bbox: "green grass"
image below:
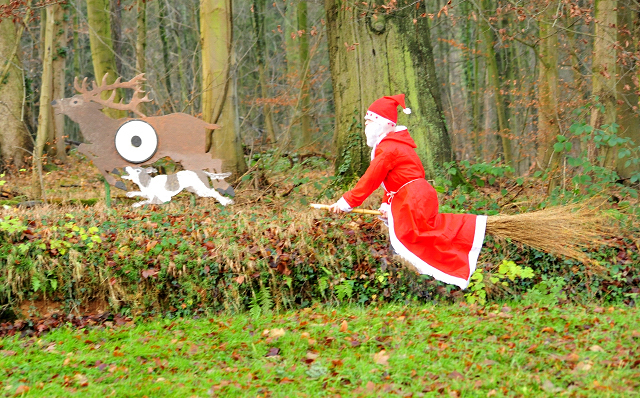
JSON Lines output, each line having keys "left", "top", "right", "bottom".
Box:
{"left": 1, "top": 302, "right": 638, "bottom": 397}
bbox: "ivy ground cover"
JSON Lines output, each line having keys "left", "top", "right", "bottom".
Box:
{"left": 1, "top": 302, "right": 638, "bottom": 397}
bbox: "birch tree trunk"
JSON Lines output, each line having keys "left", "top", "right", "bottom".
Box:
{"left": 589, "top": 0, "right": 617, "bottom": 166}
{"left": 85, "top": 0, "right": 125, "bottom": 119}
{"left": 252, "top": 0, "right": 277, "bottom": 143}
{"left": 0, "top": 3, "right": 31, "bottom": 169}
{"left": 51, "top": 3, "right": 68, "bottom": 162}
{"left": 32, "top": 5, "right": 55, "bottom": 199}
{"left": 201, "top": 0, "right": 247, "bottom": 176}
{"left": 325, "top": 0, "right": 452, "bottom": 180}
{"left": 537, "top": 2, "right": 561, "bottom": 185}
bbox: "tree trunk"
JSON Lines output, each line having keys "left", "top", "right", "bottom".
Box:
{"left": 74, "top": 0, "right": 81, "bottom": 78}
{"left": 85, "top": 0, "right": 125, "bottom": 119}
{"left": 110, "top": 0, "right": 123, "bottom": 76}
{"left": 172, "top": 5, "right": 189, "bottom": 110}
{"left": 297, "top": 0, "right": 312, "bottom": 149}
{"left": 0, "top": 4, "right": 31, "bottom": 169}
{"left": 461, "top": 2, "right": 482, "bottom": 160}
{"left": 537, "top": 2, "right": 561, "bottom": 186}
{"left": 136, "top": 0, "right": 147, "bottom": 115}
{"left": 325, "top": 0, "right": 452, "bottom": 181}
{"left": 201, "top": 0, "right": 247, "bottom": 176}
{"left": 159, "top": 0, "right": 173, "bottom": 110}
{"left": 615, "top": 1, "right": 639, "bottom": 178}
{"left": 252, "top": 0, "right": 277, "bottom": 143}
{"left": 479, "top": 0, "right": 512, "bottom": 165}
{"left": 284, "top": 1, "right": 300, "bottom": 146}
{"left": 589, "top": 0, "right": 617, "bottom": 166}
{"left": 51, "top": 3, "right": 68, "bottom": 162}
{"left": 32, "top": 5, "right": 55, "bottom": 199}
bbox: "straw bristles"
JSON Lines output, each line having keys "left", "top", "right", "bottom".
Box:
{"left": 486, "top": 202, "right": 612, "bottom": 265}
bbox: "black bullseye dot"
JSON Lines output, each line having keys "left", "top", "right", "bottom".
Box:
{"left": 131, "top": 135, "right": 142, "bottom": 147}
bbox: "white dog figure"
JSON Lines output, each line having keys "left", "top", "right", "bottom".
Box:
{"left": 121, "top": 166, "right": 234, "bottom": 208}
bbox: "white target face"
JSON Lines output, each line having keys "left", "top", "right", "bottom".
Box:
{"left": 114, "top": 120, "right": 158, "bottom": 163}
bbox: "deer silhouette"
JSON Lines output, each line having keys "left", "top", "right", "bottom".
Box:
{"left": 52, "top": 73, "right": 231, "bottom": 194}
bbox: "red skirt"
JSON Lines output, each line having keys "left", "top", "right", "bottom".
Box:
{"left": 386, "top": 179, "right": 486, "bottom": 289}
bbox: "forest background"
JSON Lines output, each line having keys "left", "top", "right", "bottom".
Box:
{"left": 0, "top": 0, "right": 638, "bottom": 185}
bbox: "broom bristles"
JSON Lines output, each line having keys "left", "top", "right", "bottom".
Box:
{"left": 485, "top": 202, "right": 612, "bottom": 265}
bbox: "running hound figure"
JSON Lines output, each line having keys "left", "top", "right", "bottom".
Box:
{"left": 121, "top": 166, "right": 233, "bottom": 208}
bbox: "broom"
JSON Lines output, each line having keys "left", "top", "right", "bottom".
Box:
{"left": 310, "top": 202, "right": 611, "bottom": 265}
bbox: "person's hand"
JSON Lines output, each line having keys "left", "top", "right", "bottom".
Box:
{"left": 378, "top": 203, "right": 390, "bottom": 225}
{"left": 328, "top": 203, "right": 344, "bottom": 214}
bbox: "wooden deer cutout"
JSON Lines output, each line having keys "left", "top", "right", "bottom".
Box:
{"left": 51, "top": 73, "right": 232, "bottom": 195}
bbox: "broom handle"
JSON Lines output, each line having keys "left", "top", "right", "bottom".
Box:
{"left": 310, "top": 203, "right": 383, "bottom": 215}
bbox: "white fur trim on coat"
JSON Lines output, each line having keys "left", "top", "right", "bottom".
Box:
{"left": 336, "top": 197, "right": 353, "bottom": 212}
{"left": 387, "top": 208, "right": 487, "bottom": 290}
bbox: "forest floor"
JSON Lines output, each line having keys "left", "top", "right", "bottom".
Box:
{"left": 1, "top": 302, "right": 638, "bottom": 397}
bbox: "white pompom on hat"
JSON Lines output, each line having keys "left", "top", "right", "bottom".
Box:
{"left": 364, "top": 94, "right": 411, "bottom": 126}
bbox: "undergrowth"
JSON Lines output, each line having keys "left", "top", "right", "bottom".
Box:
{"left": 0, "top": 153, "right": 638, "bottom": 321}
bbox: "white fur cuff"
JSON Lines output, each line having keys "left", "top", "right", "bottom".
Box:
{"left": 336, "top": 197, "right": 353, "bottom": 212}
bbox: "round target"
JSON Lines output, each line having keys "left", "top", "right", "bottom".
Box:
{"left": 114, "top": 120, "right": 158, "bottom": 163}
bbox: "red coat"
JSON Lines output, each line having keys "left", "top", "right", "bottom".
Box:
{"left": 342, "top": 129, "right": 486, "bottom": 289}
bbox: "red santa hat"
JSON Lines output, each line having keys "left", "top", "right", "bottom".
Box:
{"left": 365, "top": 94, "right": 411, "bottom": 126}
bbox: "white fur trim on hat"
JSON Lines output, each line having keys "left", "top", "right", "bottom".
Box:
{"left": 365, "top": 111, "right": 396, "bottom": 127}
{"left": 403, "top": 108, "right": 411, "bottom": 114}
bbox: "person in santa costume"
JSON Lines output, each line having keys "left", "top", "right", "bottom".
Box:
{"left": 328, "top": 94, "right": 487, "bottom": 289}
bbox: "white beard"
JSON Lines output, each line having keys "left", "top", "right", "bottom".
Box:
{"left": 365, "top": 123, "right": 394, "bottom": 148}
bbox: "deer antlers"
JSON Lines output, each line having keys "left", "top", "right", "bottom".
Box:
{"left": 74, "top": 73, "right": 152, "bottom": 118}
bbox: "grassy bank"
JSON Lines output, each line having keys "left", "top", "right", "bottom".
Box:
{"left": 1, "top": 154, "right": 639, "bottom": 319}
{"left": 1, "top": 302, "right": 638, "bottom": 397}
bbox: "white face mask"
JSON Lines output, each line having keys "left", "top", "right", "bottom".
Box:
{"left": 365, "top": 122, "right": 384, "bottom": 148}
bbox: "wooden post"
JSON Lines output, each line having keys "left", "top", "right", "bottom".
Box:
{"left": 104, "top": 179, "right": 111, "bottom": 208}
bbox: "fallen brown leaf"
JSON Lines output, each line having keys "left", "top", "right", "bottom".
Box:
{"left": 575, "top": 361, "right": 593, "bottom": 371}
{"left": 14, "top": 385, "right": 30, "bottom": 395}
{"left": 266, "top": 347, "right": 280, "bottom": 357}
{"left": 270, "top": 328, "right": 285, "bottom": 339}
{"left": 564, "top": 353, "right": 580, "bottom": 362}
{"left": 448, "top": 370, "right": 464, "bottom": 380}
{"left": 306, "top": 350, "right": 319, "bottom": 361}
{"left": 373, "top": 349, "right": 389, "bottom": 366}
